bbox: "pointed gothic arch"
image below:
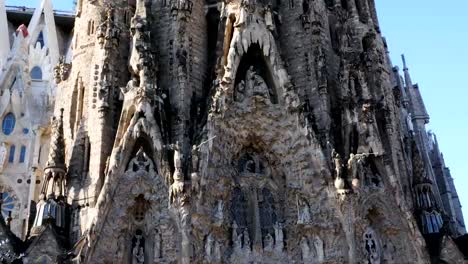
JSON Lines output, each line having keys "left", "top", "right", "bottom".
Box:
{"left": 88, "top": 134, "right": 178, "bottom": 263}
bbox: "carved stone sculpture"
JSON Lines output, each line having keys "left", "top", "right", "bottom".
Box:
{"left": 132, "top": 231, "right": 145, "bottom": 264}
{"left": 274, "top": 223, "right": 284, "bottom": 252}
{"left": 263, "top": 233, "right": 274, "bottom": 251}
{"left": 364, "top": 228, "right": 381, "bottom": 264}
{"left": 127, "top": 147, "right": 154, "bottom": 173}
{"left": 297, "top": 195, "right": 311, "bottom": 224}
{"left": 153, "top": 229, "right": 161, "bottom": 260}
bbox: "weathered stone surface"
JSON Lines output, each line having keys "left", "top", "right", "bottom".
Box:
{"left": 0, "top": 0, "right": 466, "bottom": 263}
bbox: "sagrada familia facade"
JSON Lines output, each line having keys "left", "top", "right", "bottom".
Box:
{"left": 0, "top": 0, "right": 466, "bottom": 263}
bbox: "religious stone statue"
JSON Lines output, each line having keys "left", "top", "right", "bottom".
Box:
{"left": 264, "top": 5, "right": 275, "bottom": 31}
{"left": 59, "top": 61, "right": 71, "bottom": 82}
{"left": 301, "top": 236, "right": 311, "bottom": 261}
{"left": 364, "top": 228, "right": 381, "bottom": 264}
{"left": 312, "top": 235, "right": 324, "bottom": 262}
{"left": 274, "top": 223, "right": 284, "bottom": 252}
{"left": 169, "top": 143, "right": 185, "bottom": 204}
{"left": 214, "top": 240, "right": 221, "bottom": 261}
{"left": 347, "top": 153, "right": 368, "bottom": 189}
{"left": 235, "top": 0, "right": 250, "bottom": 27}
{"left": 127, "top": 147, "right": 154, "bottom": 173}
{"left": 232, "top": 222, "right": 242, "bottom": 251}
{"left": 214, "top": 200, "right": 224, "bottom": 224}
{"left": 236, "top": 80, "right": 246, "bottom": 102}
{"left": 406, "top": 113, "right": 414, "bottom": 134}
{"left": 331, "top": 149, "right": 343, "bottom": 179}
{"left": 0, "top": 142, "right": 7, "bottom": 172}
{"left": 243, "top": 228, "right": 251, "bottom": 250}
{"left": 242, "top": 66, "right": 270, "bottom": 101}
{"left": 205, "top": 234, "right": 214, "bottom": 258}
{"left": 297, "top": 195, "right": 311, "bottom": 224}
{"left": 132, "top": 232, "right": 145, "bottom": 264}
{"left": 115, "top": 232, "right": 126, "bottom": 261}
{"left": 153, "top": 229, "right": 161, "bottom": 260}
{"left": 53, "top": 64, "right": 61, "bottom": 84}
{"left": 253, "top": 73, "right": 270, "bottom": 99}
{"left": 263, "top": 233, "right": 274, "bottom": 251}
{"left": 358, "top": 103, "right": 383, "bottom": 155}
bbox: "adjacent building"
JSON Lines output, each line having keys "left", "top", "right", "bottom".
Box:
{"left": 0, "top": 0, "right": 73, "bottom": 241}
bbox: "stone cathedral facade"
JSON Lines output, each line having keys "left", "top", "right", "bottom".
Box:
{"left": 0, "top": 0, "right": 467, "bottom": 263}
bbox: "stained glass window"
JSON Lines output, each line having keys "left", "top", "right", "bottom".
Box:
{"left": 0, "top": 192, "right": 15, "bottom": 220}
{"left": 37, "top": 31, "right": 44, "bottom": 48}
{"left": 2, "top": 113, "right": 15, "bottom": 135}
{"left": 8, "top": 145, "right": 15, "bottom": 163}
{"left": 30, "top": 66, "right": 43, "bottom": 80}
{"left": 19, "top": 146, "right": 26, "bottom": 163}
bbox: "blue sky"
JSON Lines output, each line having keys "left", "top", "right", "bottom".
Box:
{"left": 375, "top": 0, "right": 468, "bottom": 223}
{"left": 6, "top": 0, "right": 467, "bottom": 225}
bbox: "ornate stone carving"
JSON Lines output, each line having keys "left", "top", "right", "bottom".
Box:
{"left": 214, "top": 200, "right": 224, "bottom": 225}
{"left": 235, "top": 66, "right": 271, "bottom": 103}
{"left": 53, "top": 57, "right": 71, "bottom": 84}
{"left": 129, "top": 2, "right": 155, "bottom": 92}
{"left": 301, "top": 235, "right": 324, "bottom": 262}
{"left": 297, "top": 195, "right": 311, "bottom": 224}
{"left": 96, "top": 8, "right": 121, "bottom": 51}
{"left": 347, "top": 153, "right": 367, "bottom": 189}
{"left": 358, "top": 103, "right": 384, "bottom": 155}
{"left": 263, "top": 233, "right": 274, "bottom": 251}
{"left": 274, "top": 223, "right": 284, "bottom": 252}
{"left": 153, "top": 229, "right": 161, "bottom": 260}
{"left": 264, "top": 5, "right": 275, "bottom": 32}
{"left": 170, "top": 0, "right": 193, "bottom": 19}
{"left": 127, "top": 147, "right": 154, "bottom": 173}
{"left": 132, "top": 230, "right": 145, "bottom": 264}
{"left": 363, "top": 228, "right": 381, "bottom": 264}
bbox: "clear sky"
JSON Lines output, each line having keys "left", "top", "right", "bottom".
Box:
{"left": 6, "top": 0, "right": 467, "bottom": 225}
{"left": 375, "top": 0, "right": 468, "bottom": 224}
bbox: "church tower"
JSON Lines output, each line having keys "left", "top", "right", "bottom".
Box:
{"left": 43, "top": 0, "right": 466, "bottom": 263}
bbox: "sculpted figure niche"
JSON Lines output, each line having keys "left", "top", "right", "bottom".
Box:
{"left": 127, "top": 147, "right": 154, "bottom": 173}
{"left": 235, "top": 66, "right": 272, "bottom": 103}
{"left": 297, "top": 195, "right": 312, "bottom": 224}
{"left": 132, "top": 229, "right": 145, "bottom": 264}
{"left": 363, "top": 227, "right": 381, "bottom": 264}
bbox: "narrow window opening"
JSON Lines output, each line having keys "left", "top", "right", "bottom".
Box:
{"left": 83, "top": 137, "right": 91, "bottom": 182}
{"left": 19, "top": 146, "right": 26, "bottom": 163}
{"left": 36, "top": 31, "right": 44, "bottom": 48}
{"left": 8, "top": 145, "right": 15, "bottom": 163}
{"left": 38, "top": 145, "right": 42, "bottom": 163}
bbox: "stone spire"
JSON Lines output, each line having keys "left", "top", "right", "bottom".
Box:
{"left": 402, "top": 54, "right": 429, "bottom": 124}
{"left": 45, "top": 108, "right": 65, "bottom": 171}
{"left": 411, "top": 141, "right": 443, "bottom": 236}
{"left": 31, "top": 109, "right": 68, "bottom": 235}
